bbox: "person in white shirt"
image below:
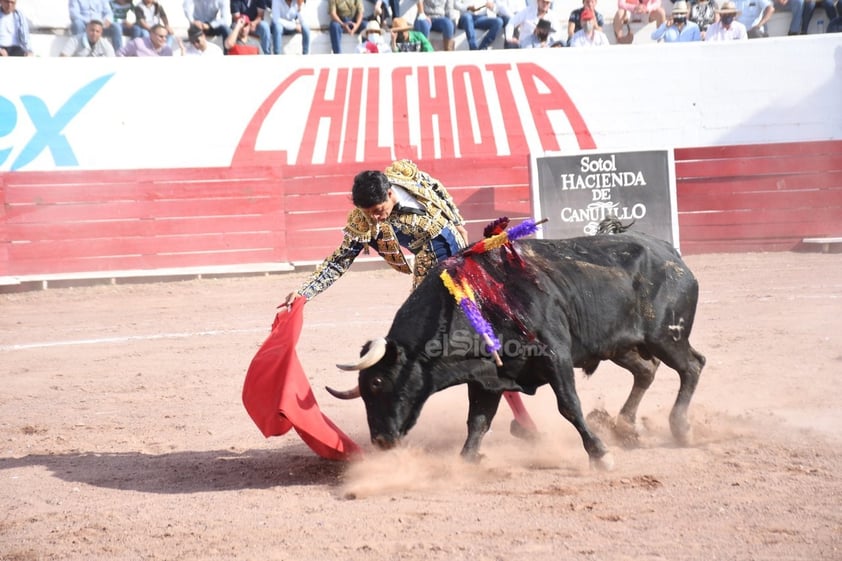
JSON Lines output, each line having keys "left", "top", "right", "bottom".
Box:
{"left": 60, "top": 19, "right": 116, "bottom": 56}
{"left": 272, "top": 0, "right": 310, "bottom": 54}
{"left": 704, "top": 0, "right": 748, "bottom": 40}
{"left": 569, "top": 7, "right": 609, "bottom": 45}
{"left": 183, "top": 23, "right": 223, "bottom": 54}
{"left": 357, "top": 19, "right": 391, "bottom": 52}
{"left": 0, "top": 0, "right": 33, "bottom": 56}
{"left": 504, "top": 0, "right": 563, "bottom": 47}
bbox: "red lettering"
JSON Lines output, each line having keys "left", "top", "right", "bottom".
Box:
{"left": 362, "top": 68, "right": 393, "bottom": 163}
{"left": 343, "top": 68, "right": 364, "bottom": 163}
{"left": 517, "top": 63, "right": 595, "bottom": 152}
{"left": 391, "top": 67, "right": 418, "bottom": 160}
{"left": 452, "top": 66, "right": 496, "bottom": 157}
{"left": 234, "top": 68, "right": 313, "bottom": 166}
{"left": 417, "top": 66, "right": 455, "bottom": 159}
{"left": 486, "top": 64, "right": 528, "bottom": 157}
{"left": 299, "top": 68, "right": 350, "bottom": 165}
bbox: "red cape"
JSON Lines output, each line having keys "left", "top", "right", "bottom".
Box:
{"left": 242, "top": 298, "right": 362, "bottom": 461}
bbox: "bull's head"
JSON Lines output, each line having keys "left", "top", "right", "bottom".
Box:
{"left": 329, "top": 338, "right": 430, "bottom": 450}
{"left": 330, "top": 336, "right": 525, "bottom": 451}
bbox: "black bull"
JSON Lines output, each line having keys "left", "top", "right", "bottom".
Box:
{"left": 333, "top": 233, "right": 706, "bottom": 469}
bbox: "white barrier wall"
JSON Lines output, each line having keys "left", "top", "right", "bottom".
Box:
{"left": 2, "top": 36, "right": 840, "bottom": 174}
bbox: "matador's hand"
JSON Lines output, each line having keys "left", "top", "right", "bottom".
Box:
{"left": 279, "top": 291, "right": 300, "bottom": 309}
{"left": 456, "top": 225, "right": 470, "bottom": 246}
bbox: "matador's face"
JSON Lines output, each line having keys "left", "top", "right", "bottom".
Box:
{"left": 361, "top": 189, "right": 398, "bottom": 222}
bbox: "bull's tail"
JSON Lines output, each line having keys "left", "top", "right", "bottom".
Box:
{"left": 597, "top": 217, "right": 635, "bottom": 234}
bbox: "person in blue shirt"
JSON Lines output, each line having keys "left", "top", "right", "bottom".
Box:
{"left": 651, "top": 1, "right": 701, "bottom": 41}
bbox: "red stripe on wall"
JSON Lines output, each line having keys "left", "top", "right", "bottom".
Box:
{"left": 2, "top": 141, "right": 840, "bottom": 280}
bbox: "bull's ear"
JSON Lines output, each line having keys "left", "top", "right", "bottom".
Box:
{"left": 440, "top": 359, "right": 523, "bottom": 393}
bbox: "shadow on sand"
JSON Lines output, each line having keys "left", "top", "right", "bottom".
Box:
{"left": 0, "top": 445, "right": 348, "bottom": 494}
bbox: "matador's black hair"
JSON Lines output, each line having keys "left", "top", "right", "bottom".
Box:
{"left": 352, "top": 170, "right": 390, "bottom": 208}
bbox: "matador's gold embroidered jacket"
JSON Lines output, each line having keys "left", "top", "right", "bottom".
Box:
{"left": 297, "top": 160, "right": 466, "bottom": 300}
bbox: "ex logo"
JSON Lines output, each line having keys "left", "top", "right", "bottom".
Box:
{"left": 0, "top": 74, "right": 113, "bottom": 171}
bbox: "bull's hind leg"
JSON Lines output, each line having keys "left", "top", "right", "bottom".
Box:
{"left": 461, "top": 384, "right": 503, "bottom": 462}
{"left": 668, "top": 346, "right": 705, "bottom": 444}
{"left": 650, "top": 342, "right": 706, "bottom": 445}
{"left": 550, "top": 355, "right": 614, "bottom": 470}
{"left": 611, "top": 349, "right": 660, "bottom": 443}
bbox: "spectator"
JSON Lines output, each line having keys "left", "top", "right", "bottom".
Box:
{"left": 567, "top": 0, "right": 604, "bottom": 45}
{"left": 772, "top": 0, "right": 805, "bottom": 35}
{"left": 60, "top": 18, "right": 116, "bottom": 55}
{"left": 328, "top": 0, "right": 363, "bottom": 53}
{"left": 133, "top": 0, "right": 174, "bottom": 41}
{"left": 184, "top": 0, "right": 231, "bottom": 42}
{"left": 495, "top": 0, "right": 524, "bottom": 44}
{"left": 69, "top": 0, "right": 121, "bottom": 48}
{"left": 688, "top": 0, "right": 717, "bottom": 39}
{"left": 224, "top": 13, "right": 261, "bottom": 52}
{"left": 613, "top": 0, "right": 666, "bottom": 43}
{"left": 0, "top": 0, "right": 32, "bottom": 56}
{"left": 110, "top": 0, "right": 134, "bottom": 50}
{"left": 366, "top": 0, "right": 401, "bottom": 26}
{"left": 569, "top": 6, "right": 609, "bottom": 44}
{"left": 117, "top": 21, "right": 173, "bottom": 54}
{"left": 414, "top": 0, "right": 456, "bottom": 51}
{"left": 231, "top": 0, "right": 276, "bottom": 54}
{"left": 734, "top": 0, "right": 774, "bottom": 37}
{"left": 801, "top": 0, "right": 836, "bottom": 33}
{"left": 705, "top": 0, "right": 747, "bottom": 39}
{"left": 504, "top": 0, "right": 561, "bottom": 48}
{"left": 651, "top": 0, "right": 701, "bottom": 40}
{"left": 357, "top": 18, "right": 391, "bottom": 50}
{"left": 184, "top": 23, "right": 223, "bottom": 54}
{"left": 521, "top": 17, "right": 563, "bottom": 46}
{"left": 272, "top": 0, "right": 310, "bottom": 54}
{"left": 829, "top": 14, "right": 842, "bottom": 31}
{"left": 390, "top": 15, "right": 434, "bottom": 49}
{"left": 456, "top": 0, "right": 504, "bottom": 50}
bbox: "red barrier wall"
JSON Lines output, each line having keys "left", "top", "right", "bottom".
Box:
{"left": 1, "top": 140, "right": 841, "bottom": 281}
{"left": 675, "top": 140, "right": 842, "bottom": 254}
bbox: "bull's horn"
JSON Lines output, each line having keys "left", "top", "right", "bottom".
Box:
{"left": 336, "top": 337, "right": 388, "bottom": 371}
{"left": 325, "top": 384, "right": 361, "bottom": 400}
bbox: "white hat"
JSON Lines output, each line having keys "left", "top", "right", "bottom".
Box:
{"left": 671, "top": 1, "right": 689, "bottom": 14}
{"left": 716, "top": 1, "right": 740, "bottom": 14}
{"left": 363, "top": 20, "right": 382, "bottom": 35}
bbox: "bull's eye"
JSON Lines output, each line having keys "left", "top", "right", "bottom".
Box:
{"left": 370, "top": 377, "right": 384, "bottom": 394}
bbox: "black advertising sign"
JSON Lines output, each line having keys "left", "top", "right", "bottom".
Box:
{"left": 530, "top": 149, "right": 679, "bottom": 249}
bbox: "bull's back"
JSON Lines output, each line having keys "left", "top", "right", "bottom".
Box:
{"left": 511, "top": 235, "right": 698, "bottom": 354}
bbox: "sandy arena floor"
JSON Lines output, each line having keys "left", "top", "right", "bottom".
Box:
{"left": 1, "top": 251, "right": 841, "bottom": 561}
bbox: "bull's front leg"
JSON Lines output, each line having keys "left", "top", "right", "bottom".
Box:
{"left": 611, "top": 348, "right": 660, "bottom": 446}
{"left": 549, "top": 354, "right": 614, "bottom": 470}
{"left": 461, "top": 384, "right": 502, "bottom": 461}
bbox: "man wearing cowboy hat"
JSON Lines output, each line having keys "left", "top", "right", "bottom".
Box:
{"left": 733, "top": 0, "right": 775, "bottom": 37}
{"left": 705, "top": 0, "right": 748, "bottom": 39}
{"left": 390, "top": 16, "right": 435, "bottom": 50}
{"left": 651, "top": 0, "right": 700, "bottom": 41}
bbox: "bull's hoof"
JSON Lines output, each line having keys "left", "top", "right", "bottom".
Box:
{"left": 589, "top": 451, "right": 615, "bottom": 471}
{"left": 509, "top": 420, "right": 540, "bottom": 442}
{"left": 613, "top": 416, "right": 640, "bottom": 449}
{"left": 669, "top": 412, "right": 693, "bottom": 446}
{"left": 460, "top": 450, "right": 485, "bottom": 464}
{"left": 671, "top": 426, "right": 693, "bottom": 447}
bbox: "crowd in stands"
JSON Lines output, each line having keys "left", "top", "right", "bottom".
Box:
{"left": 1, "top": 0, "right": 839, "bottom": 56}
